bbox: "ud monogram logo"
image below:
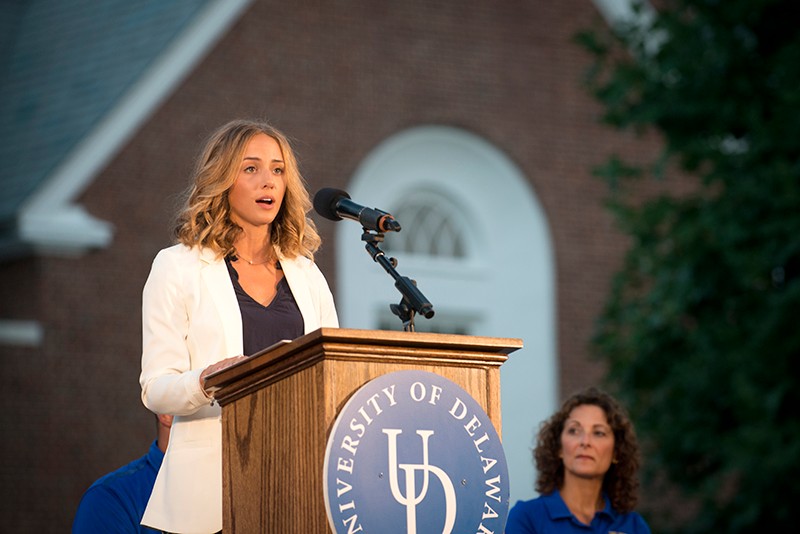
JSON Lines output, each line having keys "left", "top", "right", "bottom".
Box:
{"left": 384, "top": 429, "right": 457, "bottom": 532}
{"left": 323, "top": 370, "right": 509, "bottom": 534}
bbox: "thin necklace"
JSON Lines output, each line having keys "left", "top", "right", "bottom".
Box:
{"left": 233, "top": 250, "right": 273, "bottom": 266}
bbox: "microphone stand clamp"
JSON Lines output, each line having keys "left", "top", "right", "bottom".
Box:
{"left": 361, "top": 229, "right": 435, "bottom": 332}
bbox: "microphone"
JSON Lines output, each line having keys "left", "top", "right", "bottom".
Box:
{"left": 313, "top": 188, "right": 401, "bottom": 233}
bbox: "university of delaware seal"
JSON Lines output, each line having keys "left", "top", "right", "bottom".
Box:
{"left": 323, "top": 370, "right": 509, "bottom": 534}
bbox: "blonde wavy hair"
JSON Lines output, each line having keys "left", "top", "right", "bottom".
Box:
{"left": 174, "top": 119, "right": 321, "bottom": 259}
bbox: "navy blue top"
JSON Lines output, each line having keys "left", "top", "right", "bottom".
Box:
{"left": 505, "top": 491, "right": 651, "bottom": 534}
{"left": 72, "top": 440, "right": 164, "bottom": 534}
{"left": 226, "top": 258, "right": 304, "bottom": 356}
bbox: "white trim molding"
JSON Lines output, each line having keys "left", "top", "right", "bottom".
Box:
{"left": 591, "top": 0, "right": 663, "bottom": 54}
{"left": 0, "top": 320, "right": 44, "bottom": 347}
{"left": 591, "top": 0, "right": 654, "bottom": 26}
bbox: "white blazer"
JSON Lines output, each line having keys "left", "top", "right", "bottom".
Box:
{"left": 139, "top": 244, "right": 338, "bottom": 533}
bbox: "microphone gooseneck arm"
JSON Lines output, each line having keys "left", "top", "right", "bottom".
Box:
{"left": 361, "top": 230, "right": 434, "bottom": 332}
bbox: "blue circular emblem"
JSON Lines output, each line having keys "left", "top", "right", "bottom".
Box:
{"left": 323, "top": 370, "right": 509, "bottom": 533}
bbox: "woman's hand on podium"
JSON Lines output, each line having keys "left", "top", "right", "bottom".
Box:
{"left": 199, "top": 355, "right": 248, "bottom": 397}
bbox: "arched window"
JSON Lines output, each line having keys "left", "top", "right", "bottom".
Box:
{"left": 383, "top": 190, "right": 468, "bottom": 259}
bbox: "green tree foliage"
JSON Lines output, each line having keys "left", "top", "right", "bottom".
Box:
{"left": 577, "top": 1, "right": 800, "bottom": 531}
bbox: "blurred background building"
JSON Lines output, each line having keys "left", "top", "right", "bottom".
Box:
{"left": 0, "top": 0, "right": 662, "bottom": 530}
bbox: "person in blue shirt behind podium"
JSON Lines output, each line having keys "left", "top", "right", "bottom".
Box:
{"left": 72, "top": 413, "right": 173, "bottom": 533}
{"left": 505, "top": 387, "right": 651, "bottom": 534}
{"left": 139, "top": 119, "right": 338, "bottom": 533}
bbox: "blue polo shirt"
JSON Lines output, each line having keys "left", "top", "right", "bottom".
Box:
{"left": 72, "top": 440, "right": 164, "bottom": 534}
{"left": 505, "top": 491, "right": 651, "bottom": 534}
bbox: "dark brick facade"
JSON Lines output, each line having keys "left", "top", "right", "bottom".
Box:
{"left": 0, "top": 1, "right": 667, "bottom": 530}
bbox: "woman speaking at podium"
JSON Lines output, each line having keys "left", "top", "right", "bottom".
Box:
{"left": 139, "top": 119, "right": 338, "bottom": 533}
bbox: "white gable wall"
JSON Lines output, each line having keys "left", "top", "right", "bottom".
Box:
{"left": 336, "top": 125, "right": 557, "bottom": 504}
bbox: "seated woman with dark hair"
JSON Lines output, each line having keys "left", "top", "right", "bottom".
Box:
{"left": 505, "top": 387, "right": 651, "bottom": 533}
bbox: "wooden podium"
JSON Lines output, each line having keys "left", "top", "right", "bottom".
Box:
{"left": 204, "top": 327, "right": 522, "bottom": 533}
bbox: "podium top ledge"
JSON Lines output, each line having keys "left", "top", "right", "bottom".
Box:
{"left": 204, "top": 328, "right": 522, "bottom": 392}
{"left": 309, "top": 328, "right": 523, "bottom": 354}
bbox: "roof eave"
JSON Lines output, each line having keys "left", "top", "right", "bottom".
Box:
{"left": 18, "top": 204, "right": 114, "bottom": 257}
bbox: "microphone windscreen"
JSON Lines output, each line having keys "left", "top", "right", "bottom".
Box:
{"left": 313, "top": 188, "right": 350, "bottom": 221}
